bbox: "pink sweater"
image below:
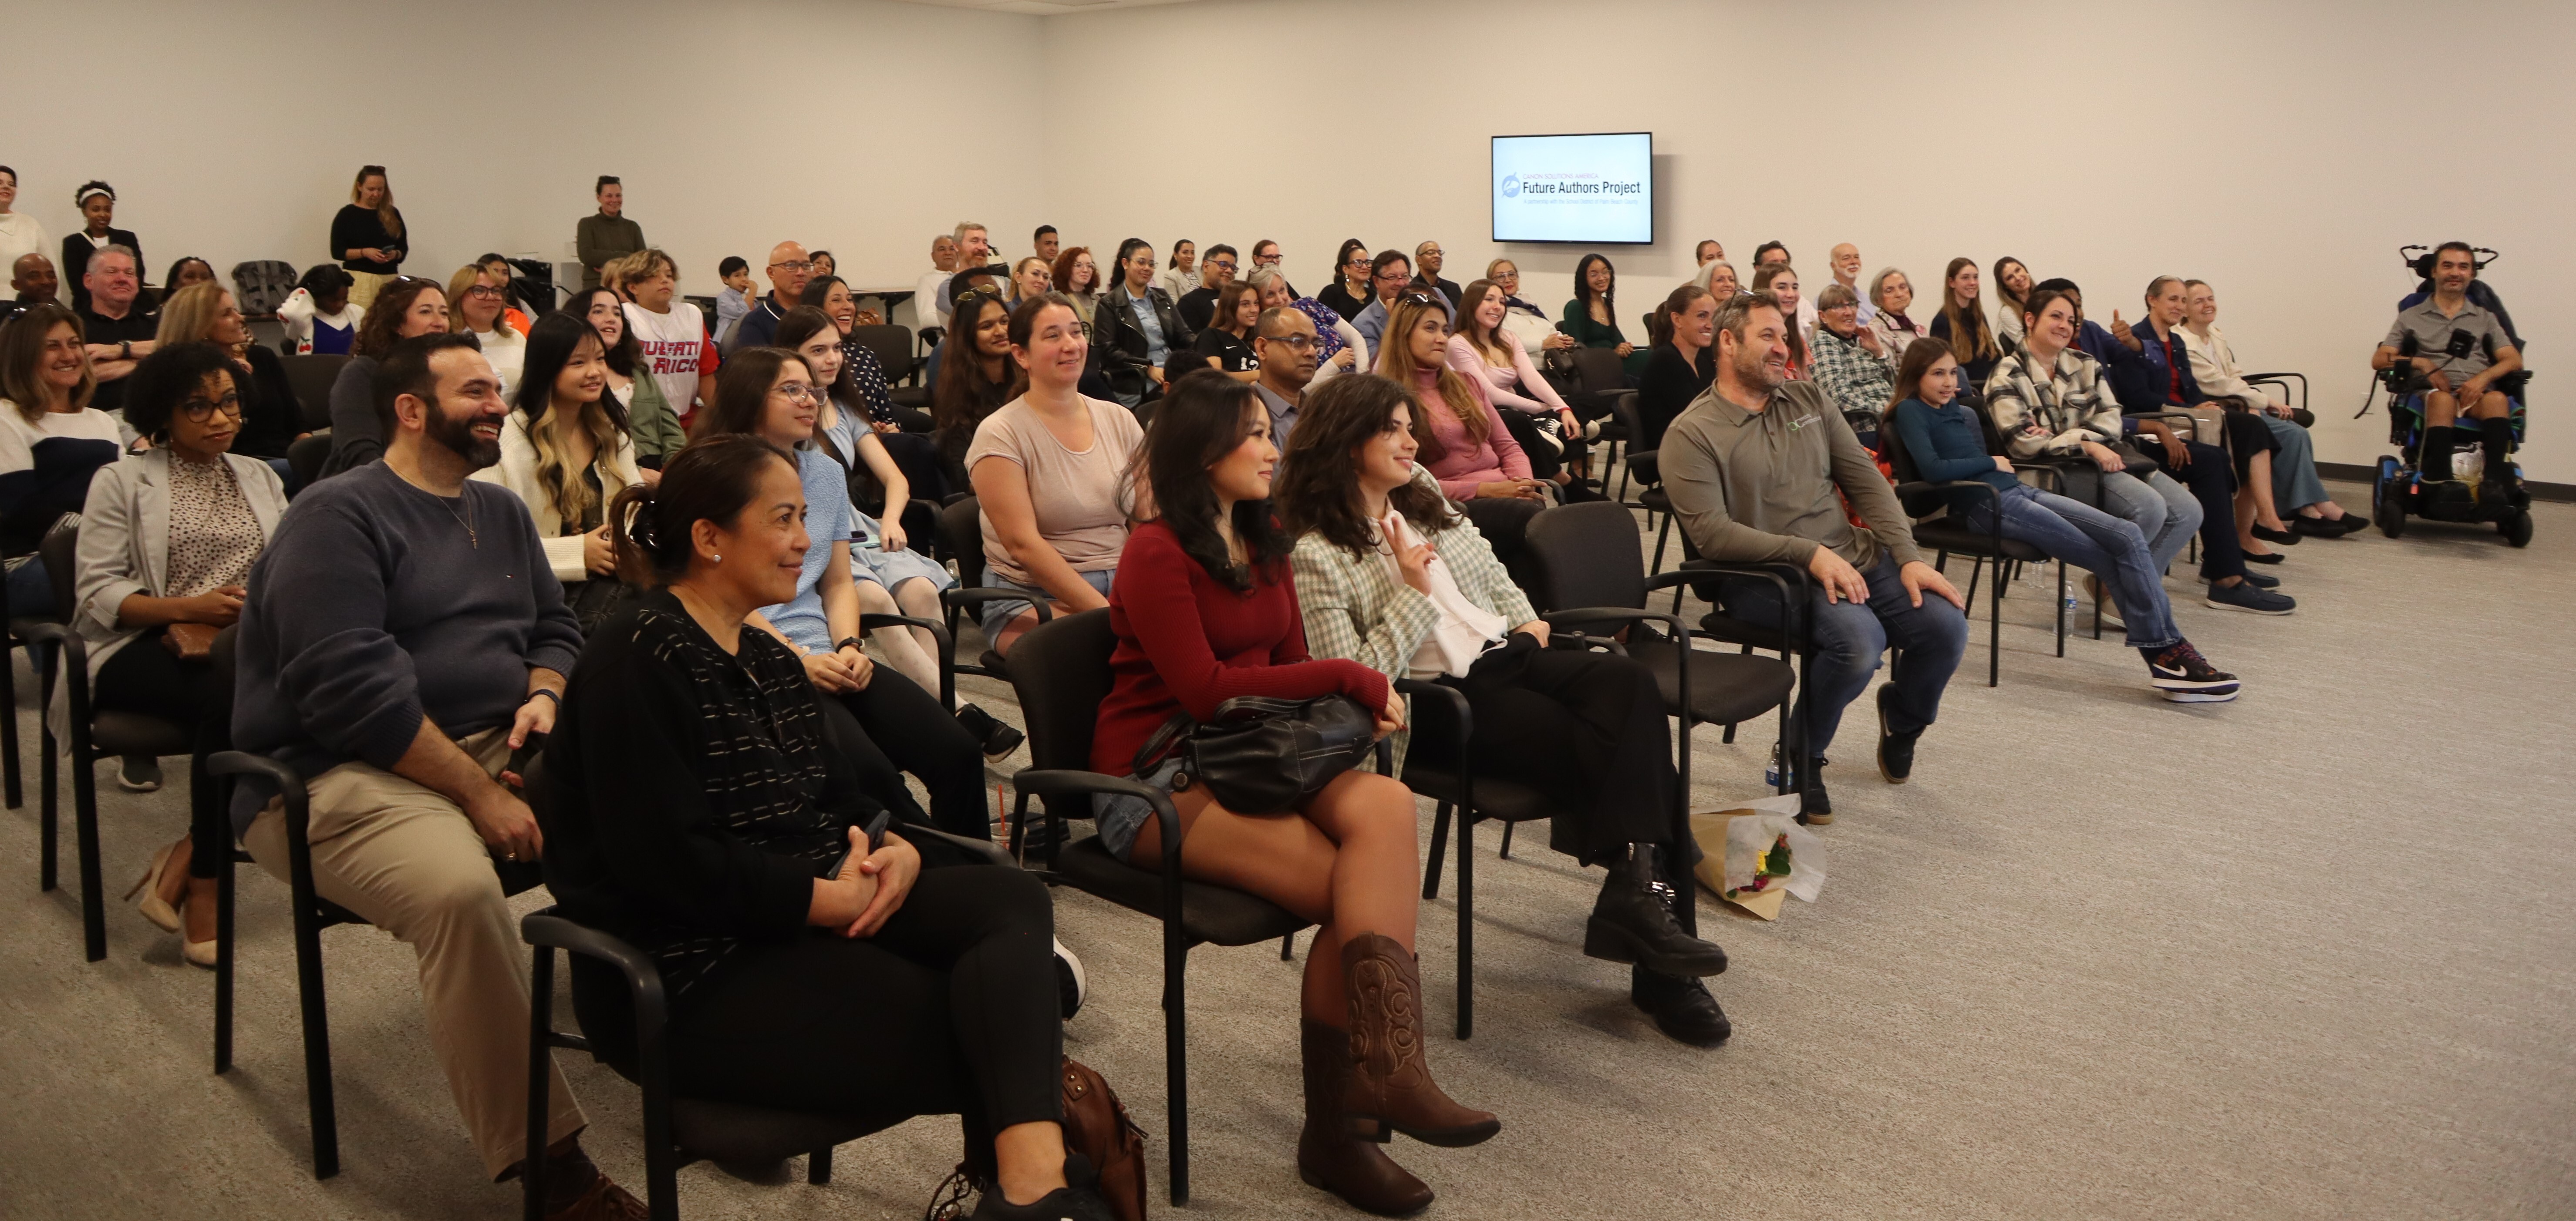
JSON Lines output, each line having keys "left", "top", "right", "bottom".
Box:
{"left": 1445, "top": 334, "right": 1570, "bottom": 417}
{"left": 1409, "top": 366, "right": 1530, "bottom": 498}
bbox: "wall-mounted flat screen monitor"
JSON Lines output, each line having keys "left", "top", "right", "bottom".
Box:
{"left": 1491, "top": 132, "right": 1653, "bottom": 245}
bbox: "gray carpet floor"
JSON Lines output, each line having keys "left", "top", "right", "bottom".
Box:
{"left": 3, "top": 483, "right": 2570, "bottom": 1220}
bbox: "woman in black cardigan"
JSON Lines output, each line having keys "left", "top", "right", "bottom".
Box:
{"left": 540, "top": 435, "right": 1110, "bottom": 1221}
{"left": 63, "top": 181, "right": 142, "bottom": 315}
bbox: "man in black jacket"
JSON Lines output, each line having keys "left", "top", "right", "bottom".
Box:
{"left": 1175, "top": 242, "right": 1237, "bottom": 331}
{"left": 1093, "top": 237, "right": 1193, "bottom": 407}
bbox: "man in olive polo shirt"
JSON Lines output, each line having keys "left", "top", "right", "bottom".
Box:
{"left": 1659, "top": 289, "right": 1966, "bottom": 819}
{"left": 2373, "top": 241, "right": 2524, "bottom": 503}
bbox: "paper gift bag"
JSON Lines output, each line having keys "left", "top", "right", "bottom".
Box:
{"left": 1689, "top": 794, "right": 1827, "bottom": 920}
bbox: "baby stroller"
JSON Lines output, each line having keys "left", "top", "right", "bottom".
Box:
{"left": 2364, "top": 244, "right": 2533, "bottom": 547}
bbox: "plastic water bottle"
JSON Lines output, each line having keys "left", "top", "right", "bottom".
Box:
{"left": 1764, "top": 746, "right": 1796, "bottom": 790}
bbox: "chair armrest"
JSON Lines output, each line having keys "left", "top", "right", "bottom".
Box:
{"left": 1392, "top": 677, "right": 1472, "bottom": 749}
{"left": 1009, "top": 767, "right": 1187, "bottom": 930}
{"left": 904, "top": 824, "right": 1015, "bottom": 869}
{"left": 15, "top": 619, "right": 85, "bottom": 669}
{"left": 1624, "top": 448, "right": 1660, "bottom": 485}
{"left": 521, "top": 908, "right": 671, "bottom": 1089}
{"left": 1546, "top": 602, "right": 1686, "bottom": 641}
{"left": 1667, "top": 560, "right": 1808, "bottom": 654}
{"left": 2122, "top": 410, "right": 2199, "bottom": 427}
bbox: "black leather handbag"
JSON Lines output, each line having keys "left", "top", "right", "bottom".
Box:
{"left": 1133, "top": 694, "right": 1376, "bottom": 816}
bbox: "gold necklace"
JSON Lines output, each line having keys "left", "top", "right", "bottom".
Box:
{"left": 440, "top": 489, "right": 478, "bottom": 548}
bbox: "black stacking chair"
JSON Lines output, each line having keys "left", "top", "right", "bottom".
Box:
{"left": 1879, "top": 417, "right": 2064, "bottom": 686}
{"left": 850, "top": 323, "right": 926, "bottom": 411}
{"left": 276, "top": 354, "right": 349, "bottom": 432}
{"left": 514, "top": 755, "right": 1017, "bottom": 1221}
{"left": 1528, "top": 502, "right": 1800, "bottom": 798}
{"left": 14, "top": 525, "right": 201, "bottom": 961}
{"left": 2, "top": 520, "right": 79, "bottom": 812}
{"left": 1002, "top": 608, "right": 1308, "bottom": 1207}
{"left": 934, "top": 495, "right": 1049, "bottom": 681}
{"left": 286, "top": 433, "right": 334, "bottom": 490}
{"left": 206, "top": 624, "right": 549, "bottom": 1180}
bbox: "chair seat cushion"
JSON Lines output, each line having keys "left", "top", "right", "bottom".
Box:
{"left": 1396, "top": 765, "right": 1558, "bottom": 823}
{"left": 1631, "top": 639, "right": 1797, "bottom": 726}
{"left": 88, "top": 711, "right": 192, "bottom": 757}
{"left": 1052, "top": 835, "right": 1307, "bottom": 948}
{"left": 1639, "top": 487, "right": 1670, "bottom": 513}
{"left": 1912, "top": 519, "right": 2050, "bottom": 564}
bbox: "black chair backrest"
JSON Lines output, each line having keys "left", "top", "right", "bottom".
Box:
{"left": 1524, "top": 502, "right": 1645, "bottom": 615}
{"left": 279, "top": 354, "right": 349, "bottom": 432}
{"left": 209, "top": 623, "right": 240, "bottom": 696}
{"left": 1004, "top": 607, "right": 1115, "bottom": 774}
{"left": 288, "top": 433, "right": 333, "bottom": 491}
{"left": 1877, "top": 407, "right": 1945, "bottom": 519}
{"left": 1609, "top": 394, "right": 1646, "bottom": 455}
{"left": 1568, "top": 347, "right": 1626, "bottom": 396}
{"left": 850, "top": 324, "right": 914, "bottom": 380}
{"left": 39, "top": 525, "right": 78, "bottom": 621}
{"left": 938, "top": 495, "right": 986, "bottom": 583}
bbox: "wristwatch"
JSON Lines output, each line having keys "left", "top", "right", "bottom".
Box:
{"left": 834, "top": 636, "right": 866, "bottom": 655}
{"left": 526, "top": 688, "right": 560, "bottom": 707}
{"left": 118, "top": 340, "right": 131, "bottom": 360}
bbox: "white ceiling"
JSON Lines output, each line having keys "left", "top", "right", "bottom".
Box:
{"left": 882, "top": 0, "right": 1204, "bottom": 14}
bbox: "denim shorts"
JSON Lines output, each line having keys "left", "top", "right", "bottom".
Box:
{"left": 1090, "top": 757, "right": 1184, "bottom": 862}
{"left": 976, "top": 568, "right": 1115, "bottom": 643}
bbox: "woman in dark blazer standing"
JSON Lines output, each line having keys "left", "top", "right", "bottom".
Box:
{"left": 63, "top": 181, "right": 142, "bottom": 315}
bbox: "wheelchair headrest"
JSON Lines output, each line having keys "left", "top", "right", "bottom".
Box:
{"left": 2403, "top": 243, "right": 2498, "bottom": 278}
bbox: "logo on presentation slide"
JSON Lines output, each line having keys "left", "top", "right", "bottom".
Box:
{"left": 1500, "top": 175, "right": 1521, "bottom": 198}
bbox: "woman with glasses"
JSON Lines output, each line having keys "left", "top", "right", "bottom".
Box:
{"left": 443, "top": 263, "right": 524, "bottom": 394}
{"left": 1484, "top": 259, "right": 1578, "bottom": 359}
{"left": 81, "top": 342, "right": 290, "bottom": 962}
{"left": 1317, "top": 239, "right": 1374, "bottom": 322}
{"left": 1562, "top": 253, "right": 1650, "bottom": 379}
{"left": 1866, "top": 267, "right": 1929, "bottom": 364}
{"left": 1810, "top": 283, "right": 1895, "bottom": 443}
{"left": 695, "top": 348, "right": 1001, "bottom": 842}
{"left": 563, "top": 286, "right": 686, "bottom": 463}
{"left": 152, "top": 283, "right": 303, "bottom": 470}
{"left": 320, "top": 277, "right": 450, "bottom": 476}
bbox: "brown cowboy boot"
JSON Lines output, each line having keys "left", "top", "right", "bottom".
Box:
{"left": 1339, "top": 933, "right": 1500, "bottom": 1148}
{"left": 1299, "top": 1019, "right": 1434, "bottom": 1217}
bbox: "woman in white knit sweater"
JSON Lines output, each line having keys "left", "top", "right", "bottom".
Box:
{"left": 470, "top": 312, "right": 647, "bottom": 627}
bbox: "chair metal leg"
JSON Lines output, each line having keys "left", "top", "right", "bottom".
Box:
{"left": 73, "top": 729, "right": 105, "bottom": 961}
{"left": 1987, "top": 552, "right": 2003, "bottom": 688}
{"left": 287, "top": 845, "right": 341, "bottom": 1178}
{"left": 2054, "top": 562, "right": 2067, "bottom": 658}
{"left": 1649, "top": 512, "right": 1674, "bottom": 576}
{"left": 215, "top": 846, "right": 237, "bottom": 1073}
{"left": 807, "top": 1145, "right": 833, "bottom": 1185}
{"left": 1163, "top": 938, "right": 1191, "bottom": 1206}
{"left": 1279, "top": 932, "right": 1295, "bottom": 961}
{"left": 1496, "top": 822, "right": 1514, "bottom": 860}
{"left": 1455, "top": 807, "right": 1473, "bottom": 1041}
{"left": 1421, "top": 802, "right": 1452, "bottom": 901}
{"left": 525, "top": 946, "right": 555, "bottom": 1221}
{"left": 37, "top": 644, "right": 57, "bottom": 891}
{"left": 3, "top": 636, "right": 20, "bottom": 809}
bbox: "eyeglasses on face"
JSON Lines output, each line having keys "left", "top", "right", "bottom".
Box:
{"left": 464, "top": 285, "right": 507, "bottom": 300}
{"left": 1206, "top": 259, "right": 1237, "bottom": 272}
{"left": 180, "top": 392, "right": 246, "bottom": 421}
{"left": 772, "top": 382, "right": 820, "bottom": 404}
{"left": 1261, "top": 333, "right": 1318, "bottom": 351}
{"left": 770, "top": 260, "right": 814, "bottom": 273}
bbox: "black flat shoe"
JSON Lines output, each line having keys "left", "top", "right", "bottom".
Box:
{"left": 955, "top": 703, "right": 1025, "bottom": 759}
{"left": 2241, "top": 550, "right": 2285, "bottom": 565}
{"left": 2249, "top": 523, "right": 2300, "bottom": 545}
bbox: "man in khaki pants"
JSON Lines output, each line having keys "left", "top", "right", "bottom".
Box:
{"left": 229, "top": 333, "right": 644, "bottom": 1218}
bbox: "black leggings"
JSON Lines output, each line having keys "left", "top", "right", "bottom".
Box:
{"left": 1425, "top": 642, "right": 1677, "bottom": 869}
{"left": 820, "top": 670, "right": 989, "bottom": 840}
{"left": 577, "top": 864, "right": 1061, "bottom": 1177}
{"left": 92, "top": 632, "right": 226, "bottom": 881}
{"left": 1494, "top": 409, "right": 1563, "bottom": 481}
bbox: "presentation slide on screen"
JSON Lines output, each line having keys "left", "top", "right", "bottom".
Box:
{"left": 1491, "top": 133, "right": 1653, "bottom": 245}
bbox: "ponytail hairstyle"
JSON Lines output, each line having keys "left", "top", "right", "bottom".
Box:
{"left": 1649, "top": 283, "right": 1715, "bottom": 348}
{"left": 610, "top": 433, "right": 797, "bottom": 587}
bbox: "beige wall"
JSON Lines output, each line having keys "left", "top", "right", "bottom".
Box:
{"left": 1038, "top": 0, "right": 2571, "bottom": 481}
{"left": 13, "top": 0, "right": 2566, "bottom": 477}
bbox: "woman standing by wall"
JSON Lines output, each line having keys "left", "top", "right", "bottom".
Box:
{"left": 64, "top": 182, "right": 143, "bottom": 316}
{"left": 330, "top": 166, "right": 406, "bottom": 309}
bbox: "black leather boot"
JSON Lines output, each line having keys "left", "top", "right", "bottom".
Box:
{"left": 1583, "top": 846, "right": 1727, "bottom": 976}
{"left": 1631, "top": 966, "right": 1733, "bottom": 1048}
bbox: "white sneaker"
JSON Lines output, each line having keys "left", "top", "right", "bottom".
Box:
{"left": 1054, "top": 937, "right": 1087, "bottom": 1019}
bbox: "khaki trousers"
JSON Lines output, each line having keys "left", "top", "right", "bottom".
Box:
{"left": 345, "top": 269, "right": 393, "bottom": 310}
{"left": 244, "top": 727, "right": 584, "bottom": 1179}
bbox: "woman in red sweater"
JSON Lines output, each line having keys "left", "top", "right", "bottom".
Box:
{"left": 1093, "top": 370, "right": 1497, "bottom": 1215}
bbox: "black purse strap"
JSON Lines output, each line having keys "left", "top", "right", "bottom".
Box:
{"left": 1132, "top": 710, "right": 1194, "bottom": 777}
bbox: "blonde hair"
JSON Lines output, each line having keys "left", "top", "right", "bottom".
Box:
{"left": 1372, "top": 294, "right": 1488, "bottom": 457}
{"left": 350, "top": 166, "right": 402, "bottom": 239}
{"left": 152, "top": 283, "right": 232, "bottom": 346}
{"left": 445, "top": 265, "right": 516, "bottom": 337}
{"left": 529, "top": 393, "right": 628, "bottom": 530}
{"left": 600, "top": 251, "right": 647, "bottom": 295}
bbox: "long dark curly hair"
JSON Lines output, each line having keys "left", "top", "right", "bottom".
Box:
{"left": 1144, "top": 370, "right": 1290, "bottom": 592}
{"left": 1274, "top": 373, "right": 1456, "bottom": 558}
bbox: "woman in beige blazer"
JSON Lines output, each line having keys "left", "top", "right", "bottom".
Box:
{"left": 469, "top": 313, "right": 646, "bottom": 628}
{"left": 74, "top": 343, "right": 289, "bottom": 965}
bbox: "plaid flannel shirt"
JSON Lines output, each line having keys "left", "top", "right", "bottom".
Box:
{"left": 1810, "top": 324, "right": 1896, "bottom": 427}
{"left": 1985, "top": 344, "right": 2125, "bottom": 459}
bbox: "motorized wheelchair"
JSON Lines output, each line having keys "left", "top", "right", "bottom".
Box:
{"left": 2364, "top": 244, "right": 2533, "bottom": 546}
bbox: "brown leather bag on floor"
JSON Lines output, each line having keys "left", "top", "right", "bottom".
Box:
{"left": 1061, "top": 1056, "right": 1149, "bottom": 1221}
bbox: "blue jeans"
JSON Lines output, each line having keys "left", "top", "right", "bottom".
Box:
{"left": 1963, "top": 484, "right": 2179, "bottom": 651}
{"left": 1718, "top": 554, "right": 1967, "bottom": 757}
{"left": 2261, "top": 415, "right": 2329, "bottom": 512}
{"left": 976, "top": 568, "right": 1114, "bottom": 642}
{"left": 2096, "top": 469, "right": 2202, "bottom": 578}
{"left": 4, "top": 557, "right": 52, "bottom": 618}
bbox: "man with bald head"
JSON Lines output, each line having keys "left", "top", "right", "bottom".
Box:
{"left": 1, "top": 252, "right": 58, "bottom": 328}
{"left": 1828, "top": 243, "right": 1875, "bottom": 325}
{"left": 1251, "top": 305, "right": 1321, "bottom": 441}
{"left": 722, "top": 239, "right": 814, "bottom": 353}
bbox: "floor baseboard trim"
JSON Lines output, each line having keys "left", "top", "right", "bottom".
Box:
{"left": 2317, "top": 461, "right": 2573, "bottom": 503}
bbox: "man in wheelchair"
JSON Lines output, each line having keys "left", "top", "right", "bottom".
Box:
{"left": 2372, "top": 242, "right": 2525, "bottom": 508}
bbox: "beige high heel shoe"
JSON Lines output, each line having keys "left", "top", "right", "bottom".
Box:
{"left": 125, "top": 842, "right": 183, "bottom": 934}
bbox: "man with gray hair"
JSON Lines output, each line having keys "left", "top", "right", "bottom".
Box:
{"left": 77, "top": 245, "right": 155, "bottom": 412}
{"left": 921, "top": 222, "right": 991, "bottom": 332}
